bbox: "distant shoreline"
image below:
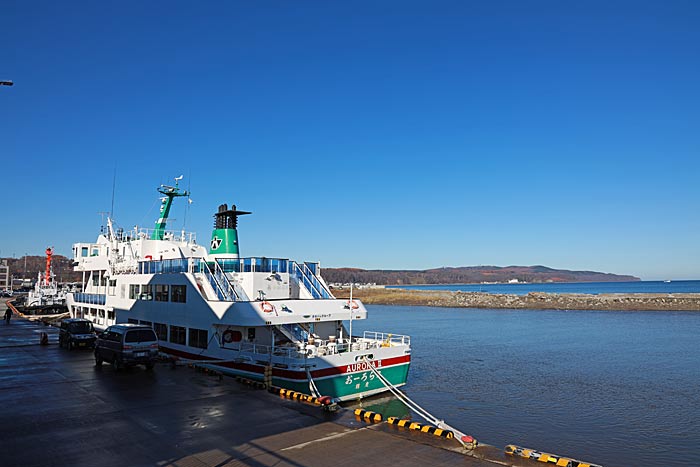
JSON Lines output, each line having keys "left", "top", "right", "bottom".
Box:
{"left": 332, "top": 288, "right": 700, "bottom": 312}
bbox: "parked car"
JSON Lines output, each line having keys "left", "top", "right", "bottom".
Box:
{"left": 1, "top": 289, "right": 13, "bottom": 297}
{"left": 59, "top": 318, "right": 97, "bottom": 350}
{"left": 94, "top": 323, "right": 159, "bottom": 370}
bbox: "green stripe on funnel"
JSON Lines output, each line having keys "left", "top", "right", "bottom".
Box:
{"left": 209, "top": 229, "right": 240, "bottom": 255}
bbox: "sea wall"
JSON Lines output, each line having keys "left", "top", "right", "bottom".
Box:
{"left": 332, "top": 288, "right": 700, "bottom": 311}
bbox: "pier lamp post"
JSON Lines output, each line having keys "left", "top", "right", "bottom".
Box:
{"left": 0, "top": 80, "right": 13, "bottom": 86}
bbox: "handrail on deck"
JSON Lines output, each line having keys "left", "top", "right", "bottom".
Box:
{"left": 291, "top": 261, "right": 332, "bottom": 299}
{"left": 71, "top": 292, "right": 107, "bottom": 305}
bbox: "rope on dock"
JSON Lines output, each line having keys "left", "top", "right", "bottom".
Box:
{"left": 387, "top": 417, "right": 454, "bottom": 438}
{"left": 361, "top": 356, "right": 477, "bottom": 450}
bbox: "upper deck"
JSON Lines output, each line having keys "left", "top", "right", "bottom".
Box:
{"left": 136, "top": 256, "right": 334, "bottom": 303}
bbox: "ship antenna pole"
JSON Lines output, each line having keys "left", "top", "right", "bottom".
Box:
{"left": 110, "top": 167, "right": 116, "bottom": 220}
{"left": 349, "top": 282, "right": 353, "bottom": 347}
{"left": 183, "top": 171, "right": 192, "bottom": 231}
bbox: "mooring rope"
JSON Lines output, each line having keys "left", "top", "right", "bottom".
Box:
{"left": 361, "top": 356, "right": 472, "bottom": 448}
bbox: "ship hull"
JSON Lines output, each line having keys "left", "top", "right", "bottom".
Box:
{"left": 159, "top": 344, "right": 411, "bottom": 401}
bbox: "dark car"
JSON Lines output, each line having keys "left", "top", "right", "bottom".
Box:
{"left": 94, "top": 324, "right": 159, "bottom": 371}
{"left": 59, "top": 318, "right": 97, "bottom": 350}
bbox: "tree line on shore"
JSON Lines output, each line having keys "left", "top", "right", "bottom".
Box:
{"left": 322, "top": 265, "right": 639, "bottom": 286}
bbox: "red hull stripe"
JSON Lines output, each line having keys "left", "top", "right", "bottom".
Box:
{"left": 159, "top": 345, "right": 411, "bottom": 381}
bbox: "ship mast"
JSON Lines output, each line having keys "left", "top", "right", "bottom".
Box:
{"left": 45, "top": 247, "right": 53, "bottom": 286}
{"left": 151, "top": 176, "right": 189, "bottom": 240}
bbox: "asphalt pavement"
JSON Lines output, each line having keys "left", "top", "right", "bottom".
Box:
{"left": 0, "top": 299, "right": 525, "bottom": 467}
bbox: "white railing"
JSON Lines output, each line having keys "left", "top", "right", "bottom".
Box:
{"left": 211, "top": 260, "right": 239, "bottom": 301}
{"left": 116, "top": 226, "right": 198, "bottom": 244}
{"left": 218, "top": 330, "right": 411, "bottom": 361}
{"left": 290, "top": 261, "right": 333, "bottom": 299}
{"left": 200, "top": 261, "right": 232, "bottom": 301}
{"left": 362, "top": 331, "right": 411, "bottom": 346}
{"left": 221, "top": 341, "right": 307, "bottom": 360}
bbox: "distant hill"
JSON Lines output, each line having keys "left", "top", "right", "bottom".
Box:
{"left": 2, "top": 254, "right": 81, "bottom": 283}
{"left": 322, "top": 265, "right": 640, "bottom": 285}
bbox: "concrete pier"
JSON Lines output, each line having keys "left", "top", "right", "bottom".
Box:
{"left": 0, "top": 300, "right": 532, "bottom": 467}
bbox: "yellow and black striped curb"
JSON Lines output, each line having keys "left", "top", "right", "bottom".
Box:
{"left": 187, "top": 364, "right": 224, "bottom": 379}
{"left": 387, "top": 417, "right": 454, "bottom": 439}
{"left": 268, "top": 386, "right": 326, "bottom": 405}
{"left": 505, "top": 445, "right": 603, "bottom": 467}
{"left": 354, "top": 408, "right": 382, "bottom": 423}
{"left": 233, "top": 376, "right": 266, "bottom": 389}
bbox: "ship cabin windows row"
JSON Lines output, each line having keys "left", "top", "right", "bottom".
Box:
{"left": 73, "top": 306, "right": 115, "bottom": 326}
{"left": 130, "top": 320, "right": 207, "bottom": 350}
{"left": 128, "top": 284, "right": 186, "bottom": 303}
{"left": 74, "top": 244, "right": 103, "bottom": 258}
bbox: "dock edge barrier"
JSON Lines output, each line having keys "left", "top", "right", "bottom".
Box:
{"left": 387, "top": 417, "right": 454, "bottom": 439}
{"left": 268, "top": 386, "right": 335, "bottom": 407}
{"left": 505, "top": 444, "right": 603, "bottom": 467}
{"left": 354, "top": 408, "right": 382, "bottom": 423}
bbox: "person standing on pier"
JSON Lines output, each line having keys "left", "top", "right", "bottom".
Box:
{"left": 4, "top": 307, "right": 12, "bottom": 324}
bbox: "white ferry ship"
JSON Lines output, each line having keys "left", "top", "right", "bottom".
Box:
{"left": 66, "top": 179, "right": 411, "bottom": 401}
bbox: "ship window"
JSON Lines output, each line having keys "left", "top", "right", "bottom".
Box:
{"left": 128, "top": 318, "right": 138, "bottom": 324}
{"left": 171, "top": 285, "right": 186, "bottom": 303}
{"left": 107, "top": 310, "right": 115, "bottom": 320}
{"left": 169, "top": 325, "right": 186, "bottom": 345}
{"left": 139, "top": 285, "right": 152, "bottom": 301}
{"left": 154, "top": 284, "right": 169, "bottom": 302}
{"left": 139, "top": 320, "right": 152, "bottom": 327}
{"left": 91, "top": 247, "right": 99, "bottom": 256}
{"left": 247, "top": 328, "right": 256, "bottom": 341}
{"left": 129, "top": 285, "right": 139, "bottom": 300}
{"left": 189, "top": 328, "right": 208, "bottom": 349}
{"left": 81, "top": 247, "right": 88, "bottom": 257}
{"left": 92, "top": 274, "right": 99, "bottom": 286}
{"left": 154, "top": 323, "right": 167, "bottom": 341}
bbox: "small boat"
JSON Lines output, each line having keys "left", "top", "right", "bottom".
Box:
{"left": 66, "top": 178, "right": 411, "bottom": 401}
{"left": 18, "top": 247, "right": 69, "bottom": 315}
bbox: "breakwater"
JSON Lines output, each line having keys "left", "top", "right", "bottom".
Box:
{"left": 333, "top": 288, "right": 700, "bottom": 311}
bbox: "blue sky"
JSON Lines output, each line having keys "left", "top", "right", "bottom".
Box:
{"left": 1, "top": 1, "right": 698, "bottom": 280}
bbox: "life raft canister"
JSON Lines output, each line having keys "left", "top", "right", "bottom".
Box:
{"left": 222, "top": 329, "right": 242, "bottom": 344}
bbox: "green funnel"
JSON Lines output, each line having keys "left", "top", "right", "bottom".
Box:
{"left": 209, "top": 204, "right": 251, "bottom": 258}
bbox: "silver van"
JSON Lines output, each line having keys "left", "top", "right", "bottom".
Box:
{"left": 95, "top": 324, "right": 159, "bottom": 370}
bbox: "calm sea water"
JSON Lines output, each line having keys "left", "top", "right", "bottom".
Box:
{"left": 389, "top": 280, "right": 700, "bottom": 295}
{"left": 350, "top": 305, "right": 700, "bottom": 467}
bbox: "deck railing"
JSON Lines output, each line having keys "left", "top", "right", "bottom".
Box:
{"left": 200, "top": 261, "right": 234, "bottom": 301}
{"left": 290, "top": 261, "right": 332, "bottom": 299}
{"left": 216, "top": 257, "right": 290, "bottom": 274}
{"left": 72, "top": 293, "right": 106, "bottom": 305}
{"left": 138, "top": 258, "right": 190, "bottom": 274}
{"left": 362, "top": 331, "right": 411, "bottom": 346}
